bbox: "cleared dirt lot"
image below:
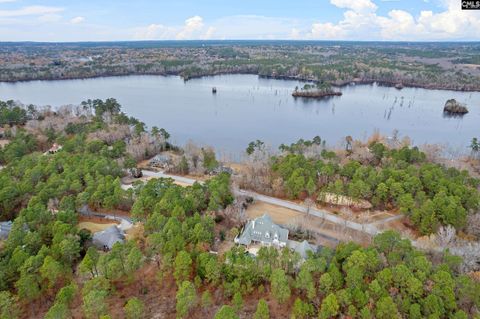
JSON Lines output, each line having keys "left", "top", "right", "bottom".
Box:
{"left": 246, "top": 201, "right": 304, "bottom": 225}
{"left": 245, "top": 201, "right": 372, "bottom": 247}
{"left": 0, "top": 139, "right": 10, "bottom": 147}
{"left": 78, "top": 221, "right": 117, "bottom": 233}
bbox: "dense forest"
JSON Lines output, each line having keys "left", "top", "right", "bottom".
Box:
{"left": 1, "top": 99, "right": 480, "bottom": 318}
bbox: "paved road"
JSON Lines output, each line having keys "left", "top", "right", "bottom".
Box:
{"left": 121, "top": 170, "right": 200, "bottom": 190}
{"left": 142, "top": 170, "right": 199, "bottom": 185}
{"left": 371, "top": 214, "right": 404, "bottom": 225}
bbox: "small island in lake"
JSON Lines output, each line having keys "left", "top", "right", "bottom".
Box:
{"left": 292, "top": 83, "right": 342, "bottom": 98}
{"left": 443, "top": 99, "right": 469, "bottom": 115}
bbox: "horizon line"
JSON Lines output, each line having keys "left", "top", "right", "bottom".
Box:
{"left": 1, "top": 39, "right": 480, "bottom": 44}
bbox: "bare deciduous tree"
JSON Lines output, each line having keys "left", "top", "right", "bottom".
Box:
{"left": 467, "top": 213, "right": 480, "bottom": 238}
{"left": 237, "top": 146, "right": 274, "bottom": 195}
{"left": 436, "top": 225, "right": 456, "bottom": 248}
{"left": 88, "top": 124, "right": 130, "bottom": 144}
{"left": 222, "top": 195, "right": 248, "bottom": 226}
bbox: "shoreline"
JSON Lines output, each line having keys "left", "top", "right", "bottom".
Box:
{"left": 2, "top": 70, "right": 480, "bottom": 93}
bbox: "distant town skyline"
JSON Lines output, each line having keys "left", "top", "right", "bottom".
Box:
{"left": 0, "top": 0, "right": 479, "bottom": 41}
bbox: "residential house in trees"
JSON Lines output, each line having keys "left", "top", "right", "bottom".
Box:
{"left": 235, "top": 214, "right": 289, "bottom": 248}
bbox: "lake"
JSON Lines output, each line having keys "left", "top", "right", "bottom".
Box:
{"left": 0, "top": 74, "right": 478, "bottom": 160}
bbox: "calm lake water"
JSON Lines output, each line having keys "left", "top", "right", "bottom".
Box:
{"left": 0, "top": 74, "right": 478, "bottom": 160}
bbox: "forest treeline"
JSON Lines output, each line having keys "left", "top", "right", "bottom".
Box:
{"left": 2, "top": 43, "right": 480, "bottom": 91}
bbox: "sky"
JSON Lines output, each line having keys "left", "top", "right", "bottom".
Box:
{"left": 0, "top": 0, "right": 479, "bottom": 41}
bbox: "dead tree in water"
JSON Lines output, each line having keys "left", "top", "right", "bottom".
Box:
{"left": 345, "top": 136, "right": 353, "bottom": 154}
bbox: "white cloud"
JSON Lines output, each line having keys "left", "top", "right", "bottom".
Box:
{"left": 134, "top": 15, "right": 303, "bottom": 40}
{"left": 331, "top": 0, "right": 377, "bottom": 12}
{"left": 207, "top": 15, "right": 302, "bottom": 39}
{"left": 307, "top": 0, "right": 480, "bottom": 40}
{"left": 1, "top": 0, "right": 479, "bottom": 42}
{"left": 134, "top": 16, "right": 207, "bottom": 40}
{"left": 204, "top": 26, "right": 216, "bottom": 39}
{"left": 133, "top": 23, "right": 175, "bottom": 40}
{"left": 176, "top": 16, "right": 204, "bottom": 40}
{"left": 70, "top": 16, "right": 85, "bottom": 24}
{"left": 290, "top": 28, "right": 301, "bottom": 39}
{"left": 310, "top": 22, "right": 347, "bottom": 39}
{"left": 0, "top": 5, "right": 63, "bottom": 18}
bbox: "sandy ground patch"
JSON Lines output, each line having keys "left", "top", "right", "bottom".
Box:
{"left": 226, "top": 162, "right": 248, "bottom": 175}
{"left": 0, "top": 139, "right": 10, "bottom": 147}
{"left": 246, "top": 201, "right": 303, "bottom": 225}
{"left": 319, "top": 192, "right": 372, "bottom": 210}
{"left": 78, "top": 221, "right": 118, "bottom": 233}
{"left": 125, "top": 223, "right": 145, "bottom": 241}
{"left": 216, "top": 240, "right": 234, "bottom": 255}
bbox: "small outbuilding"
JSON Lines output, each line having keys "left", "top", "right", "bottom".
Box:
{"left": 288, "top": 240, "right": 318, "bottom": 259}
{"left": 92, "top": 226, "right": 125, "bottom": 250}
{"left": 149, "top": 154, "right": 172, "bottom": 169}
{"left": 210, "top": 165, "right": 234, "bottom": 175}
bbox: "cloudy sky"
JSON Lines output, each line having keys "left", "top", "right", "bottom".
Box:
{"left": 0, "top": 0, "right": 479, "bottom": 41}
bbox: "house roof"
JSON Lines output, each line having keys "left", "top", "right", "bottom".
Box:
{"left": 288, "top": 240, "right": 317, "bottom": 259}
{"left": 92, "top": 226, "right": 125, "bottom": 249}
{"left": 235, "top": 214, "right": 289, "bottom": 246}
{"left": 150, "top": 154, "right": 171, "bottom": 163}
{"left": 0, "top": 221, "right": 13, "bottom": 240}
{"left": 212, "top": 165, "right": 233, "bottom": 175}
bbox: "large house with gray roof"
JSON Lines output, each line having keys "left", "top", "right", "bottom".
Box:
{"left": 235, "top": 214, "right": 289, "bottom": 248}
